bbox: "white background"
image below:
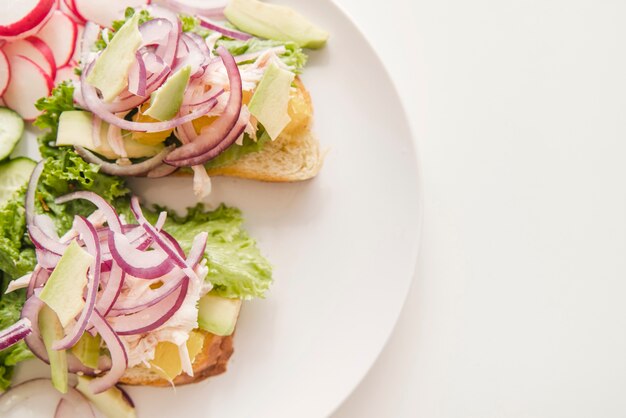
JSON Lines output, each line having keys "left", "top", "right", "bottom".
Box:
{"left": 332, "top": 0, "right": 626, "bottom": 417}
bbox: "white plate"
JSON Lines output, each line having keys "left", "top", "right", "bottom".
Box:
{"left": 12, "top": 0, "right": 421, "bottom": 416}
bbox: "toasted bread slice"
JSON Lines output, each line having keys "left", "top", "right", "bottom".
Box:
{"left": 119, "top": 331, "right": 234, "bottom": 387}
{"left": 205, "top": 77, "right": 323, "bottom": 182}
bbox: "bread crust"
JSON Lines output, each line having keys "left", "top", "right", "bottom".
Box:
{"left": 118, "top": 331, "right": 234, "bottom": 387}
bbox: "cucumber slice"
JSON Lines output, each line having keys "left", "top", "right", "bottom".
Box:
{"left": 0, "top": 157, "right": 36, "bottom": 205}
{"left": 0, "top": 107, "right": 25, "bottom": 161}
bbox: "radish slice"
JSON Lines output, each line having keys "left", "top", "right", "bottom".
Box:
{"left": 36, "top": 11, "right": 78, "bottom": 68}
{"left": 55, "top": 65, "right": 78, "bottom": 85}
{"left": 60, "top": 0, "right": 86, "bottom": 24}
{"left": 0, "top": 50, "right": 10, "bottom": 96}
{"left": 0, "top": 0, "right": 55, "bottom": 38}
{"left": 73, "top": 0, "right": 150, "bottom": 28}
{"left": 3, "top": 55, "right": 53, "bottom": 120}
{"left": 2, "top": 37, "right": 55, "bottom": 80}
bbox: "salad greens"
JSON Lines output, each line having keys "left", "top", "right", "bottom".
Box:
{"left": 0, "top": 83, "right": 273, "bottom": 390}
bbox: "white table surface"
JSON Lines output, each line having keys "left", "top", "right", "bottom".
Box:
{"left": 332, "top": 0, "right": 626, "bottom": 417}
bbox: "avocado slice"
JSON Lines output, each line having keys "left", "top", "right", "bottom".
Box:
{"left": 144, "top": 66, "right": 191, "bottom": 121}
{"left": 39, "top": 240, "right": 92, "bottom": 328}
{"left": 224, "top": 0, "right": 329, "bottom": 49}
{"left": 197, "top": 293, "right": 242, "bottom": 336}
{"left": 76, "top": 376, "right": 137, "bottom": 418}
{"left": 86, "top": 12, "right": 143, "bottom": 102}
{"left": 56, "top": 110, "right": 165, "bottom": 159}
{"left": 71, "top": 332, "right": 102, "bottom": 369}
{"left": 248, "top": 61, "right": 295, "bottom": 140}
{"left": 39, "top": 304, "right": 68, "bottom": 394}
{"left": 149, "top": 330, "right": 206, "bottom": 381}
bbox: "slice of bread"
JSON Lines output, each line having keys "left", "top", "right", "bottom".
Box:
{"left": 119, "top": 331, "right": 234, "bottom": 387}
{"left": 205, "top": 77, "right": 324, "bottom": 182}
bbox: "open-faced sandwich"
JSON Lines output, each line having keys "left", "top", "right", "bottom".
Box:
{"left": 46, "top": 0, "right": 328, "bottom": 198}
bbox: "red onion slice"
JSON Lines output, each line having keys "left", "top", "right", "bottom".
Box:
{"left": 161, "top": 0, "right": 225, "bottom": 18}
{"left": 148, "top": 5, "right": 181, "bottom": 68}
{"left": 164, "top": 46, "right": 242, "bottom": 164}
{"left": 74, "top": 145, "right": 176, "bottom": 177}
{"left": 54, "top": 191, "right": 122, "bottom": 233}
{"left": 109, "top": 277, "right": 188, "bottom": 335}
{"left": 27, "top": 266, "right": 50, "bottom": 298}
{"left": 127, "top": 51, "right": 147, "bottom": 97}
{"left": 21, "top": 295, "right": 111, "bottom": 374}
{"left": 198, "top": 16, "right": 252, "bottom": 40}
{"left": 0, "top": 318, "right": 32, "bottom": 351}
{"left": 147, "top": 164, "right": 178, "bottom": 177}
{"left": 28, "top": 225, "right": 68, "bottom": 255}
{"left": 168, "top": 105, "right": 249, "bottom": 166}
{"left": 108, "top": 230, "right": 175, "bottom": 279}
{"left": 35, "top": 249, "right": 61, "bottom": 270}
{"left": 33, "top": 214, "right": 59, "bottom": 239}
{"left": 96, "top": 262, "right": 124, "bottom": 316}
{"left": 25, "top": 160, "right": 46, "bottom": 228}
{"left": 111, "top": 232, "right": 206, "bottom": 314}
{"left": 54, "top": 387, "right": 96, "bottom": 418}
{"left": 139, "top": 18, "right": 172, "bottom": 47}
{"left": 88, "top": 311, "right": 128, "bottom": 394}
{"left": 185, "top": 32, "right": 211, "bottom": 58}
{"left": 52, "top": 216, "right": 101, "bottom": 350}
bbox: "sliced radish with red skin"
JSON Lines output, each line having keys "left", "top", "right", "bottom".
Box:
{"left": 55, "top": 65, "right": 78, "bottom": 85}
{"left": 73, "top": 0, "right": 150, "bottom": 28}
{"left": 3, "top": 55, "right": 53, "bottom": 120}
{"left": 70, "top": 24, "right": 84, "bottom": 64}
{"left": 0, "top": 50, "right": 10, "bottom": 96}
{"left": 60, "top": 0, "right": 86, "bottom": 24}
{"left": 0, "top": 0, "right": 55, "bottom": 38}
{"left": 36, "top": 11, "right": 78, "bottom": 68}
{"left": 3, "top": 37, "right": 56, "bottom": 79}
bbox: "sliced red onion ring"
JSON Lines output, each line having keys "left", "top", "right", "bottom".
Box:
{"left": 33, "top": 214, "right": 59, "bottom": 239}
{"left": 21, "top": 295, "right": 111, "bottom": 374}
{"left": 139, "top": 18, "right": 172, "bottom": 47}
{"left": 81, "top": 22, "right": 101, "bottom": 66}
{"left": 54, "top": 191, "right": 122, "bottom": 233}
{"left": 91, "top": 115, "right": 102, "bottom": 147}
{"left": 198, "top": 16, "right": 252, "bottom": 40}
{"left": 27, "top": 266, "right": 50, "bottom": 298}
{"left": 107, "top": 122, "right": 128, "bottom": 158}
{"left": 54, "top": 387, "right": 96, "bottom": 418}
{"left": 81, "top": 65, "right": 217, "bottom": 132}
{"left": 162, "top": 0, "right": 225, "bottom": 18}
{"left": 53, "top": 216, "right": 101, "bottom": 350}
{"left": 96, "top": 262, "right": 124, "bottom": 316}
{"left": 148, "top": 5, "right": 181, "bottom": 68}
{"left": 35, "top": 249, "right": 61, "bottom": 270}
{"left": 109, "top": 277, "right": 188, "bottom": 335}
{"left": 164, "top": 47, "right": 242, "bottom": 165}
{"left": 108, "top": 230, "right": 175, "bottom": 279}
{"left": 185, "top": 32, "right": 211, "bottom": 58}
{"left": 28, "top": 225, "right": 68, "bottom": 255}
{"left": 0, "top": 318, "right": 32, "bottom": 351}
{"left": 128, "top": 51, "right": 147, "bottom": 97}
{"left": 111, "top": 232, "right": 206, "bottom": 314}
{"left": 170, "top": 105, "right": 249, "bottom": 166}
{"left": 118, "top": 385, "right": 135, "bottom": 407}
{"left": 74, "top": 145, "right": 176, "bottom": 177}
{"left": 25, "top": 160, "right": 46, "bottom": 228}
{"left": 88, "top": 310, "right": 128, "bottom": 394}
{"left": 146, "top": 163, "right": 178, "bottom": 178}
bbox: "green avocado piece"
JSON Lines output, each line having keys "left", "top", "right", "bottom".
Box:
{"left": 248, "top": 62, "right": 294, "bottom": 140}
{"left": 144, "top": 66, "right": 191, "bottom": 121}
{"left": 86, "top": 12, "right": 143, "bottom": 102}
{"left": 197, "top": 293, "right": 242, "bottom": 336}
{"left": 56, "top": 110, "right": 165, "bottom": 159}
{"left": 39, "top": 240, "right": 93, "bottom": 328}
{"left": 71, "top": 332, "right": 101, "bottom": 369}
{"left": 39, "top": 304, "right": 68, "bottom": 394}
{"left": 224, "top": 0, "right": 329, "bottom": 49}
{"left": 76, "top": 376, "right": 137, "bottom": 418}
